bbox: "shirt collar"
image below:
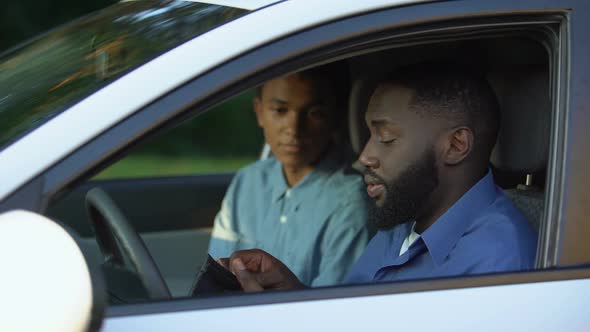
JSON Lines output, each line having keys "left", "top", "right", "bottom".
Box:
{"left": 269, "top": 149, "right": 343, "bottom": 203}
{"left": 270, "top": 159, "right": 289, "bottom": 202}
{"left": 420, "top": 169, "right": 499, "bottom": 266}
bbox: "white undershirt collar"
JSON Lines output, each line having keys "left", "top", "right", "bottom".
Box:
{"left": 399, "top": 222, "right": 421, "bottom": 256}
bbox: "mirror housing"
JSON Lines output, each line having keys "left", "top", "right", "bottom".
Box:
{"left": 0, "top": 210, "right": 104, "bottom": 331}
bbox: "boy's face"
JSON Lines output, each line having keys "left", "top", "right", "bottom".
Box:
{"left": 254, "top": 73, "right": 339, "bottom": 170}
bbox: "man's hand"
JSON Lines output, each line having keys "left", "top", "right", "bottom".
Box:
{"left": 217, "top": 249, "right": 306, "bottom": 292}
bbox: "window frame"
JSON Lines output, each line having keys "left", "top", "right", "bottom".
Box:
{"left": 4, "top": 0, "right": 589, "bottom": 316}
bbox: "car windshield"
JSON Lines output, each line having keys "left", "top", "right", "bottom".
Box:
{"left": 0, "top": 0, "right": 248, "bottom": 150}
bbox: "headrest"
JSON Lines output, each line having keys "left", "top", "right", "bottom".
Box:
{"left": 488, "top": 67, "right": 551, "bottom": 173}
{"left": 348, "top": 67, "right": 551, "bottom": 174}
{"left": 348, "top": 76, "right": 374, "bottom": 155}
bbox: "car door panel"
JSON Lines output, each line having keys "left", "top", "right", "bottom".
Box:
{"left": 103, "top": 275, "right": 590, "bottom": 331}
{"left": 47, "top": 173, "right": 232, "bottom": 295}
{"left": 77, "top": 228, "right": 212, "bottom": 297}
{"left": 47, "top": 173, "right": 232, "bottom": 236}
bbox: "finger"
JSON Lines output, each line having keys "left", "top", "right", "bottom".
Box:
{"left": 232, "top": 259, "right": 264, "bottom": 292}
{"left": 251, "top": 268, "right": 288, "bottom": 287}
{"left": 232, "top": 258, "right": 294, "bottom": 289}
{"left": 229, "top": 249, "right": 266, "bottom": 272}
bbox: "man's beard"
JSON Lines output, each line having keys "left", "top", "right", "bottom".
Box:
{"left": 366, "top": 147, "right": 439, "bottom": 231}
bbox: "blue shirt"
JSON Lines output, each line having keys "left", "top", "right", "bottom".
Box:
{"left": 209, "top": 152, "right": 372, "bottom": 286}
{"left": 346, "top": 170, "right": 537, "bottom": 284}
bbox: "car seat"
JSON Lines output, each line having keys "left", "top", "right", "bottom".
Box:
{"left": 488, "top": 67, "right": 551, "bottom": 231}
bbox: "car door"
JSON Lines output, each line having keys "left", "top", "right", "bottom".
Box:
{"left": 4, "top": 0, "right": 590, "bottom": 330}
{"left": 99, "top": 0, "right": 590, "bottom": 329}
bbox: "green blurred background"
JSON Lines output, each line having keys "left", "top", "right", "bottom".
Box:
{"left": 95, "top": 89, "right": 263, "bottom": 179}
{"left": 1, "top": 0, "right": 264, "bottom": 179}
{"left": 1, "top": 0, "right": 118, "bottom": 52}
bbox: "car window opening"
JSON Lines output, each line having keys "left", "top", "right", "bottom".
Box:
{"left": 44, "top": 33, "right": 552, "bottom": 305}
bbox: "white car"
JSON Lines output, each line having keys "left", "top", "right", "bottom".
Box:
{"left": 1, "top": 0, "right": 590, "bottom": 331}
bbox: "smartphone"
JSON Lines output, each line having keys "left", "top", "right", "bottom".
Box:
{"left": 190, "top": 254, "right": 242, "bottom": 296}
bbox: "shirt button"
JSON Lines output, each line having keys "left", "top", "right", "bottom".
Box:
{"left": 285, "top": 190, "right": 291, "bottom": 199}
{"left": 280, "top": 215, "right": 288, "bottom": 224}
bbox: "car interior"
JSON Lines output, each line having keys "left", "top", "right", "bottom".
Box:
{"left": 44, "top": 34, "right": 551, "bottom": 303}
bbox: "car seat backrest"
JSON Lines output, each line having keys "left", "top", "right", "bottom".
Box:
{"left": 488, "top": 67, "right": 551, "bottom": 175}
{"left": 348, "top": 75, "right": 375, "bottom": 158}
{"left": 487, "top": 66, "right": 551, "bottom": 231}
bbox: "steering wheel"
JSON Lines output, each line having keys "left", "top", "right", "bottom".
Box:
{"left": 85, "top": 187, "right": 171, "bottom": 300}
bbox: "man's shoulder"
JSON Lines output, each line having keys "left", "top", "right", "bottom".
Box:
{"left": 467, "top": 210, "right": 536, "bottom": 247}
{"left": 322, "top": 170, "right": 369, "bottom": 214}
{"left": 478, "top": 191, "right": 537, "bottom": 239}
{"left": 456, "top": 195, "right": 538, "bottom": 269}
{"left": 321, "top": 165, "right": 366, "bottom": 201}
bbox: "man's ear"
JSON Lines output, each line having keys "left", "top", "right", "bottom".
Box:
{"left": 441, "top": 127, "right": 473, "bottom": 165}
{"left": 253, "top": 97, "right": 264, "bottom": 127}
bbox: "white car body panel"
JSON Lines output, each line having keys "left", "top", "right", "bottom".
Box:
{"left": 0, "top": 211, "right": 93, "bottom": 332}
{"left": 0, "top": 0, "right": 428, "bottom": 201}
{"left": 103, "top": 278, "right": 590, "bottom": 331}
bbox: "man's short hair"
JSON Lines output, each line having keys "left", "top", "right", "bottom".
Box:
{"left": 256, "top": 61, "right": 350, "bottom": 131}
{"left": 386, "top": 63, "right": 500, "bottom": 159}
{"left": 256, "top": 61, "right": 350, "bottom": 105}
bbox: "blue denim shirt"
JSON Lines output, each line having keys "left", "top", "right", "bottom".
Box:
{"left": 346, "top": 170, "right": 537, "bottom": 284}
{"left": 209, "top": 153, "right": 372, "bottom": 286}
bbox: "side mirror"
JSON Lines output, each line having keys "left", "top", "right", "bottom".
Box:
{"left": 0, "top": 210, "right": 105, "bottom": 332}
